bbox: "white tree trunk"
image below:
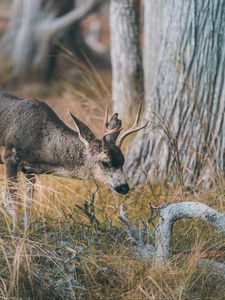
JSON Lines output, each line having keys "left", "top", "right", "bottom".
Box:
{"left": 110, "top": 0, "right": 143, "bottom": 121}
{"left": 143, "top": 0, "right": 165, "bottom": 94}
{"left": 126, "top": 0, "right": 225, "bottom": 188}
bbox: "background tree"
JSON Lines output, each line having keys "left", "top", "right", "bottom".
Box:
{"left": 126, "top": 0, "right": 225, "bottom": 189}
{"left": 110, "top": 0, "right": 143, "bottom": 120}
{"left": 0, "top": 0, "right": 107, "bottom": 80}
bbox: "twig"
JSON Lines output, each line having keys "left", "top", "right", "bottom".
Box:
{"left": 75, "top": 190, "right": 100, "bottom": 226}
{"left": 119, "top": 205, "right": 154, "bottom": 260}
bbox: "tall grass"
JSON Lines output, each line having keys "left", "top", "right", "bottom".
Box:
{"left": 0, "top": 167, "right": 224, "bottom": 299}
{"left": 0, "top": 56, "right": 224, "bottom": 299}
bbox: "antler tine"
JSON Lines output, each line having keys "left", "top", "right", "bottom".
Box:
{"left": 102, "top": 126, "right": 122, "bottom": 138}
{"left": 102, "top": 126, "right": 122, "bottom": 153}
{"left": 116, "top": 102, "right": 148, "bottom": 148}
{"left": 116, "top": 122, "right": 148, "bottom": 148}
{"left": 134, "top": 101, "right": 142, "bottom": 126}
{"left": 103, "top": 106, "right": 109, "bottom": 130}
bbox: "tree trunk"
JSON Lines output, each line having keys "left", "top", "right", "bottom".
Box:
{"left": 143, "top": 0, "right": 165, "bottom": 95}
{"left": 110, "top": 0, "right": 143, "bottom": 121}
{"left": 0, "top": 0, "right": 105, "bottom": 79}
{"left": 126, "top": 0, "right": 225, "bottom": 189}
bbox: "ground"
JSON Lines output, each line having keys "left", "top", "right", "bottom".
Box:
{"left": 0, "top": 2, "right": 224, "bottom": 299}
{"left": 0, "top": 77, "right": 224, "bottom": 299}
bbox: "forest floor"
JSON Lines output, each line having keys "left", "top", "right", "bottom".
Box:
{"left": 0, "top": 67, "right": 224, "bottom": 300}
{"left": 0, "top": 3, "right": 224, "bottom": 297}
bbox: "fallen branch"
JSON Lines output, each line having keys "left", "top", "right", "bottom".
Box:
{"left": 155, "top": 202, "right": 225, "bottom": 263}
{"left": 119, "top": 201, "right": 225, "bottom": 265}
{"left": 119, "top": 204, "right": 154, "bottom": 260}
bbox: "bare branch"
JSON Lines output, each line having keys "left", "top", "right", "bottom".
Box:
{"left": 43, "top": 0, "right": 105, "bottom": 39}
{"left": 119, "top": 205, "right": 154, "bottom": 260}
{"left": 75, "top": 191, "right": 100, "bottom": 227}
{"left": 119, "top": 204, "right": 145, "bottom": 247}
{"left": 155, "top": 202, "right": 225, "bottom": 263}
{"left": 85, "top": 20, "right": 108, "bottom": 55}
{"left": 119, "top": 201, "right": 225, "bottom": 265}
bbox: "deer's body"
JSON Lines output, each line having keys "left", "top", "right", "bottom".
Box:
{"left": 0, "top": 92, "right": 87, "bottom": 177}
{"left": 0, "top": 91, "right": 147, "bottom": 231}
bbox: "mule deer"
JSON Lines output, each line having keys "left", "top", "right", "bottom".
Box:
{"left": 0, "top": 91, "right": 148, "bottom": 230}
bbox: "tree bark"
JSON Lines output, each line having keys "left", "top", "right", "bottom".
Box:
{"left": 110, "top": 0, "right": 143, "bottom": 121}
{"left": 126, "top": 0, "right": 225, "bottom": 189}
{"left": 143, "top": 0, "right": 165, "bottom": 94}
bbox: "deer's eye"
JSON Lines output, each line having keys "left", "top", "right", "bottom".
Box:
{"left": 101, "top": 160, "right": 110, "bottom": 169}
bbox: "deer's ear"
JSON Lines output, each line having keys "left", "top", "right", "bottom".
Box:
{"left": 69, "top": 112, "right": 95, "bottom": 146}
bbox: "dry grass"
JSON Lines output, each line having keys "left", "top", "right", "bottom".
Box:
{"left": 0, "top": 172, "right": 224, "bottom": 300}
{"left": 0, "top": 57, "right": 224, "bottom": 299}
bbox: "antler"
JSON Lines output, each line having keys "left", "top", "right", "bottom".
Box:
{"left": 116, "top": 102, "right": 149, "bottom": 148}
{"left": 102, "top": 107, "right": 122, "bottom": 151}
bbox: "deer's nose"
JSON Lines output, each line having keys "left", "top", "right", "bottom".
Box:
{"left": 114, "top": 183, "right": 129, "bottom": 195}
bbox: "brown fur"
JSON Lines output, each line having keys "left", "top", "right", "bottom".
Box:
{"left": 0, "top": 91, "right": 129, "bottom": 230}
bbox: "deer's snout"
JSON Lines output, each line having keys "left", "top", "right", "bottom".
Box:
{"left": 113, "top": 183, "right": 129, "bottom": 195}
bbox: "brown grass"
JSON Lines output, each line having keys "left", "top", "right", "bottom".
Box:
{"left": 0, "top": 173, "right": 224, "bottom": 299}
{"left": 0, "top": 59, "right": 224, "bottom": 300}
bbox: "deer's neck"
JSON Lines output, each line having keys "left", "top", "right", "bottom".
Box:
{"left": 44, "top": 126, "right": 92, "bottom": 179}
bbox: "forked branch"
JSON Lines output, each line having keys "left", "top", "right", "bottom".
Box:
{"left": 155, "top": 202, "right": 225, "bottom": 263}
{"left": 119, "top": 201, "right": 225, "bottom": 264}
{"left": 119, "top": 204, "right": 155, "bottom": 260}
{"left": 43, "top": 0, "right": 105, "bottom": 39}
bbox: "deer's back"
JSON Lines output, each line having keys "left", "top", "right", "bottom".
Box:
{"left": 0, "top": 91, "right": 69, "bottom": 150}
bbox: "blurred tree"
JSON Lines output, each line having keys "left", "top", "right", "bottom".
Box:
{"left": 110, "top": 0, "right": 143, "bottom": 120}
{"left": 125, "top": 0, "right": 225, "bottom": 189}
{"left": 0, "top": 0, "right": 107, "bottom": 80}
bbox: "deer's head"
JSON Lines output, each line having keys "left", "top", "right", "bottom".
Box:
{"left": 69, "top": 104, "right": 148, "bottom": 195}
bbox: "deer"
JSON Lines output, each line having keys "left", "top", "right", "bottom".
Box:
{"left": 0, "top": 91, "right": 148, "bottom": 231}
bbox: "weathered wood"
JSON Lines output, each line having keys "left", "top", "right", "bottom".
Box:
{"left": 143, "top": 0, "right": 165, "bottom": 94}
{"left": 126, "top": 0, "right": 225, "bottom": 188}
{"left": 119, "top": 201, "right": 225, "bottom": 264}
{"left": 154, "top": 202, "right": 225, "bottom": 263}
{"left": 119, "top": 204, "right": 155, "bottom": 260}
{"left": 110, "top": 0, "right": 143, "bottom": 120}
